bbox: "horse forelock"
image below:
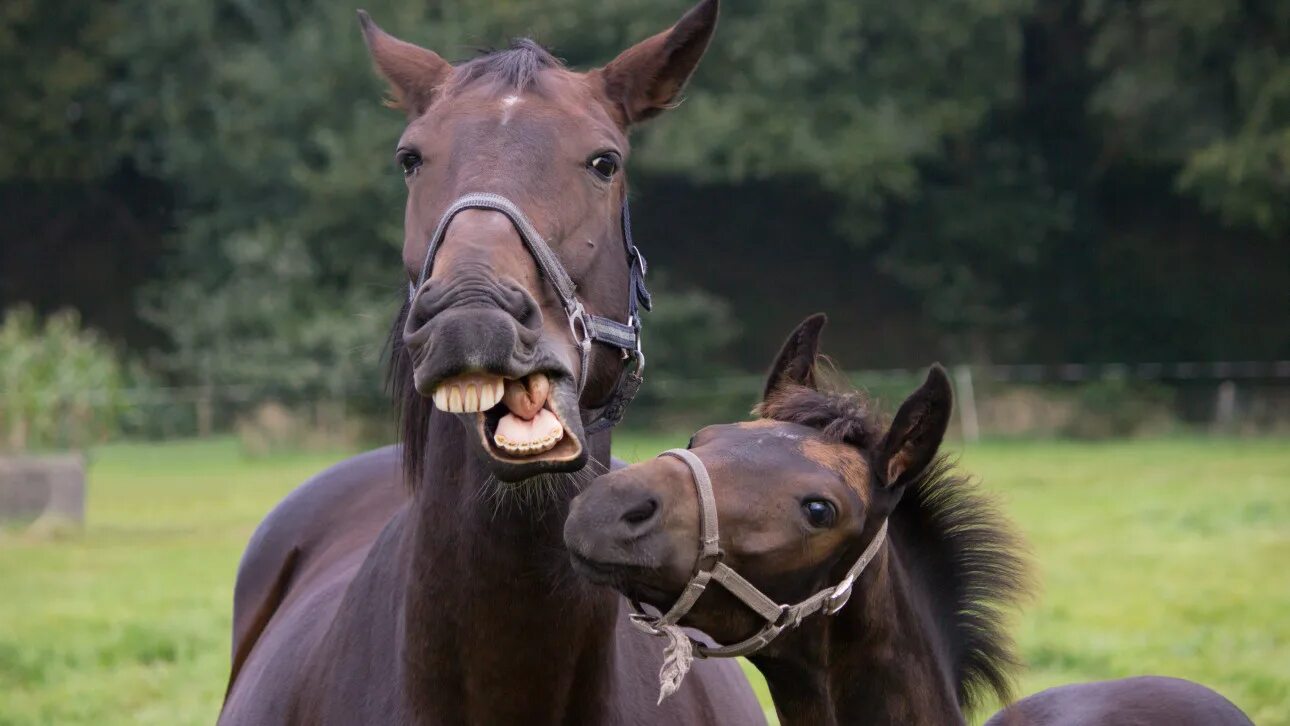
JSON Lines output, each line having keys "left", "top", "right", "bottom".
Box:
{"left": 450, "top": 39, "right": 564, "bottom": 95}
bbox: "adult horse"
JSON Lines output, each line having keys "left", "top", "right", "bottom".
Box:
{"left": 218, "top": 1, "right": 764, "bottom": 723}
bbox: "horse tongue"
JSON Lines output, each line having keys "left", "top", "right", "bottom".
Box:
{"left": 501, "top": 374, "right": 550, "bottom": 420}
{"left": 494, "top": 408, "right": 564, "bottom": 456}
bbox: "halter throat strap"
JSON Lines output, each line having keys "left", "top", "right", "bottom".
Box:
{"left": 629, "top": 448, "right": 889, "bottom": 660}
{"left": 408, "top": 192, "right": 650, "bottom": 433}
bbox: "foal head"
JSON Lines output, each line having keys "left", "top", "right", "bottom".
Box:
{"left": 367, "top": 1, "right": 720, "bottom": 482}
{"left": 565, "top": 314, "right": 954, "bottom": 641}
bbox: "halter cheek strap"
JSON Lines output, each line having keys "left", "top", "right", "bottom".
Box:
{"left": 408, "top": 192, "right": 650, "bottom": 433}
{"left": 629, "top": 447, "right": 889, "bottom": 701}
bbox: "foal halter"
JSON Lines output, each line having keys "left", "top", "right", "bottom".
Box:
{"left": 628, "top": 448, "right": 888, "bottom": 700}
{"left": 408, "top": 192, "right": 651, "bottom": 434}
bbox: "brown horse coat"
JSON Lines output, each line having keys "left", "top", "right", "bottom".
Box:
{"left": 219, "top": 2, "right": 764, "bottom": 723}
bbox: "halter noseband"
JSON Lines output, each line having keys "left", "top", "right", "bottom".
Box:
{"left": 408, "top": 192, "right": 650, "bottom": 434}
{"left": 629, "top": 447, "right": 889, "bottom": 701}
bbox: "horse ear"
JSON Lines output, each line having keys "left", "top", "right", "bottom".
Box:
{"left": 762, "top": 313, "right": 827, "bottom": 401}
{"left": 596, "top": 0, "right": 719, "bottom": 126}
{"left": 358, "top": 10, "right": 453, "bottom": 117}
{"left": 876, "top": 365, "right": 953, "bottom": 489}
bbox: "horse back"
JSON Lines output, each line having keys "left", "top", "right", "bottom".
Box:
{"left": 985, "top": 676, "right": 1253, "bottom": 726}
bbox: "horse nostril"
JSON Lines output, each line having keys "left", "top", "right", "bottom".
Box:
{"left": 620, "top": 496, "right": 659, "bottom": 528}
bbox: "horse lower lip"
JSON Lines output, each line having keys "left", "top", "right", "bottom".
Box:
{"left": 493, "top": 407, "right": 564, "bottom": 456}
{"left": 570, "top": 553, "right": 624, "bottom": 582}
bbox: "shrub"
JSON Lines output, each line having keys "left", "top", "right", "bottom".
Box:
{"left": 0, "top": 306, "right": 130, "bottom": 451}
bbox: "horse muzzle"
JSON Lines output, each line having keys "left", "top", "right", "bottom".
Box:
{"left": 404, "top": 281, "right": 587, "bottom": 479}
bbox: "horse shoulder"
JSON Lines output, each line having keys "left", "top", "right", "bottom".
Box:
{"left": 224, "top": 445, "right": 406, "bottom": 696}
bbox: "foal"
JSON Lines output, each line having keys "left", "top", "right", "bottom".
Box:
{"left": 566, "top": 314, "right": 1253, "bottom": 726}
{"left": 568, "top": 314, "right": 1028, "bottom": 725}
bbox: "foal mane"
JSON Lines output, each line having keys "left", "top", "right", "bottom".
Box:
{"left": 758, "top": 373, "right": 1031, "bottom": 712}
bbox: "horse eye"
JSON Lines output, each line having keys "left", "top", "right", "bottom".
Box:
{"left": 802, "top": 499, "right": 837, "bottom": 529}
{"left": 588, "top": 154, "right": 619, "bottom": 180}
{"left": 396, "top": 149, "right": 422, "bottom": 176}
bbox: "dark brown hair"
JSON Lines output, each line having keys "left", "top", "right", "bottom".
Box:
{"left": 757, "top": 373, "right": 1031, "bottom": 709}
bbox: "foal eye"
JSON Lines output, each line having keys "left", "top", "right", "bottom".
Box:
{"left": 588, "top": 153, "right": 619, "bottom": 180}
{"left": 802, "top": 499, "right": 837, "bottom": 528}
{"left": 396, "top": 149, "right": 422, "bottom": 176}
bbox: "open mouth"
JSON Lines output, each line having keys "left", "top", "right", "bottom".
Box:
{"left": 430, "top": 371, "right": 582, "bottom": 463}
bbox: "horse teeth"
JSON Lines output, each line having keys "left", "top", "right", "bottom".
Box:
{"left": 481, "top": 380, "right": 501, "bottom": 410}
{"left": 431, "top": 373, "right": 506, "bottom": 413}
{"left": 493, "top": 426, "right": 563, "bottom": 456}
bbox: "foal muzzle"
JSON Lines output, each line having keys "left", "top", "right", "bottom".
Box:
{"left": 627, "top": 448, "right": 889, "bottom": 701}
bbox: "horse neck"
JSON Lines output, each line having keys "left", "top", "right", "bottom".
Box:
{"left": 751, "top": 539, "right": 965, "bottom": 726}
{"left": 400, "top": 412, "right": 620, "bottom": 722}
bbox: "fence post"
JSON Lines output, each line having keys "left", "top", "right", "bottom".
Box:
{"left": 196, "top": 386, "right": 213, "bottom": 438}
{"left": 953, "top": 365, "right": 980, "bottom": 443}
{"left": 1214, "top": 380, "right": 1237, "bottom": 432}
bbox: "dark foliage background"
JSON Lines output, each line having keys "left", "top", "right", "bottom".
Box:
{"left": 2, "top": 0, "right": 1287, "bottom": 401}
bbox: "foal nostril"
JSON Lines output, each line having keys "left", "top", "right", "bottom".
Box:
{"left": 620, "top": 496, "right": 659, "bottom": 529}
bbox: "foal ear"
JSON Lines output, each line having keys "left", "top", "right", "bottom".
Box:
{"left": 358, "top": 11, "right": 453, "bottom": 118}
{"left": 877, "top": 365, "right": 953, "bottom": 489}
{"left": 762, "top": 313, "right": 827, "bottom": 400}
{"left": 596, "top": 0, "right": 719, "bottom": 126}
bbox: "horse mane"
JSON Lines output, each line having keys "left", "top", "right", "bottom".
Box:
{"left": 757, "top": 373, "right": 1031, "bottom": 712}
{"left": 386, "top": 298, "right": 431, "bottom": 488}
{"left": 452, "top": 39, "right": 564, "bottom": 93}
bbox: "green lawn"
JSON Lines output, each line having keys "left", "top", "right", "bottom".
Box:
{"left": 1, "top": 436, "right": 1287, "bottom": 725}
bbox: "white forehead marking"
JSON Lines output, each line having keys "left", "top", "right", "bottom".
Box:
{"left": 753, "top": 428, "right": 805, "bottom": 443}
{"left": 500, "top": 95, "right": 522, "bottom": 125}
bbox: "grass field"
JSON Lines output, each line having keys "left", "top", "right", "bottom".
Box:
{"left": 1, "top": 435, "right": 1287, "bottom": 725}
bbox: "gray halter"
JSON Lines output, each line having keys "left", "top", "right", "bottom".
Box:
{"left": 630, "top": 448, "right": 889, "bottom": 701}
{"left": 409, "top": 192, "right": 650, "bottom": 434}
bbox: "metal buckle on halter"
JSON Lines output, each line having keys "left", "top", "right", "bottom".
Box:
{"left": 824, "top": 580, "right": 854, "bottom": 615}
{"left": 567, "top": 299, "right": 591, "bottom": 349}
{"left": 754, "top": 605, "right": 795, "bottom": 646}
{"left": 618, "top": 315, "right": 638, "bottom": 360}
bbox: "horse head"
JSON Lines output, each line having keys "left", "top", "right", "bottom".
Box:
{"left": 364, "top": 1, "right": 719, "bottom": 482}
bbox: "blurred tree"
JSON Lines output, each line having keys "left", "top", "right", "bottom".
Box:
{"left": 0, "top": 1, "right": 170, "bottom": 349}
{"left": 0, "top": 1, "right": 125, "bottom": 180}
{"left": 3, "top": 0, "right": 1285, "bottom": 393}
{"left": 1085, "top": 0, "right": 1290, "bottom": 235}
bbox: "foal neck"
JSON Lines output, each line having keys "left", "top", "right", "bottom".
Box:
{"left": 401, "top": 413, "right": 620, "bottom": 723}
{"left": 752, "top": 543, "right": 965, "bottom": 726}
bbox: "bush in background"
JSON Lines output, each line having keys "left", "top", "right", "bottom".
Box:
{"left": 0, "top": 306, "right": 130, "bottom": 451}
